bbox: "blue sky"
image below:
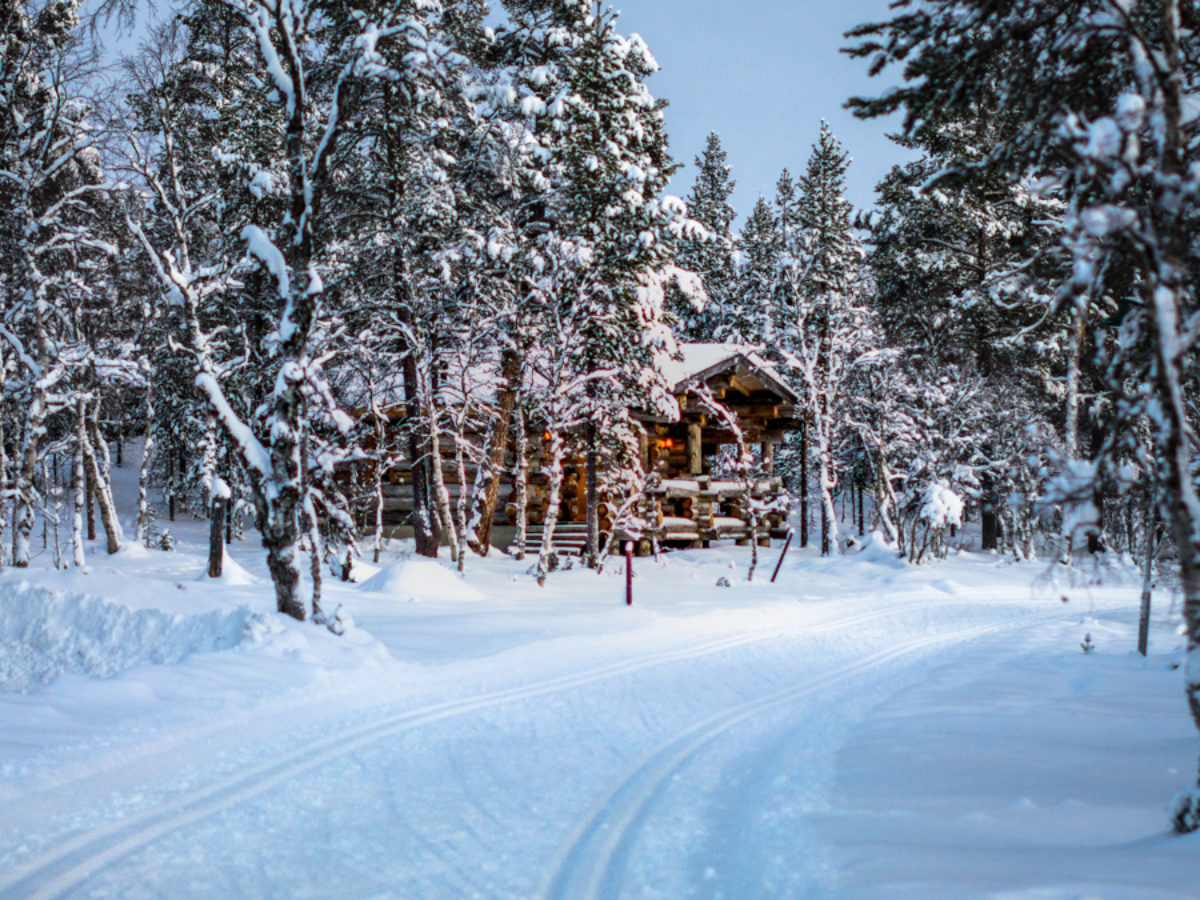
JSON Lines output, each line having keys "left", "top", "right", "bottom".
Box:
{"left": 607, "top": 0, "right": 907, "bottom": 221}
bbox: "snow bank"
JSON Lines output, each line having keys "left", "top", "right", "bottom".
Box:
{"left": 359, "top": 560, "right": 484, "bottom": 603}
{"left": 855, "top": 529, "right": 905, "bottom": 565}
{"left": 0, "top": 580, "right": 252, "bottom": 693}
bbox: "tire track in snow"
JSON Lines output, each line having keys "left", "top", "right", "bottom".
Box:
{"left": 538, "top": 610, "right": 1064, "bottom": 900}
{"left": 0, "top": 596, "right": 997, "bottom": 900}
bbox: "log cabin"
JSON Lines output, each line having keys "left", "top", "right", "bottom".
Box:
{"left": 345, "top": 343, "right": 804, "bottom": 554}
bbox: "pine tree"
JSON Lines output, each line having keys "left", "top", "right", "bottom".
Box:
{"left": 864, "top": 102, "right": 1070, "bottom": 554}
{"left": 724, "top": 196, "right": 776, "bottom": 343}
{"left": 674, "top": 132, "right": 737, "bottom": 339}
{"left": 536, "top": 3, "right": 688, "bottom": 568}
{"left": 775, "top": 123, "right": 867, "bottom": 556}
{"left": 849, "top": 0, "right": 1200, "bottom": 831}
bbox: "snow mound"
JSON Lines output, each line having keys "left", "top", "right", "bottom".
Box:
{"left": 0, "top": 580, "right": 252, "bottom": 693}
{"left": 360, "top": 560, "right": 484, "bottom": 603}
{"left": 856, "top": 530, "right": 906, "bottom": 567}
{"left": 344, "top": 559, "right": 381, "bottom": 584}
{"left": 195, "top": 553, "right": 258, "bottom": 586}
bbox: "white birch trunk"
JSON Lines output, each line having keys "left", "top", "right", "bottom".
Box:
{"left": 135, "top": 389, "right": 155, "bottom": 545}
{"left": 454, "top": 432, "right": 470, "bottom": 574}
{"left": 513, "top": 407, "right": 529, "bottom": 560}
{"left": 536, "top": 432, "right": 566, "bottom": 587}
{"left": 71, "top": 403, "right": 86, "bottom": 568}
{"left": 427, "top": 406, "right": 458, "bottom": 561}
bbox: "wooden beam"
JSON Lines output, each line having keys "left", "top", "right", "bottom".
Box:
{"left": 687, "top": 422, "right": 703, "bottom": 475}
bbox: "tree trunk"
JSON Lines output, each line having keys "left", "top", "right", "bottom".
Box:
{"left": 85, "top": 466, "right": 96, "bottom": 542}
{"left": 585, "top": 421, "right": 599, "bottom": 568}
{"left": 513, "top": 406, "right": 529, "bottom": 560}
{"left": 372, "top": 428, "right": 385, "bottom": 565}
{"left": 85, "top": 407, "right": 123, "bottom": 553}
{"left": 427, "top": 405, "right": 458, "bottom": 562}
{"left": 1138, "top": 485, "right": 1155, "bottom": 657}
{"left": 817, "top": 430, "right": 838, "bottom": 556}
{"left": 261, "top": 366, "right": 307, "bottom": 621}
{"left": 799, "top": 420, "right": 809, "bottom": 548}
{"left": 403, "top": 352, "right": 438, "bottom": 557}
{"left": 80, "top": 427, "right": 122, "bottom": 555}
{"left": 301, "top": 426, "right": 322, "bottom": 622}
{"left": 135, "top": 386, "right": 154, "bottom": 546}
{"left": 454, "top": 425, "right": 470, "bottom": 573}
{"left": 981, "top": 473, "right": 999, "bottom": 551}
{"left": 71, "top": 402, "right": 86, "bottom": 568}
{"left": 857, "top": 481, "right": 865, "bottom": 536}
{"left": 470, "top": 348, "right": 520, "bottom": 555}
{"left": 536, "top": 432, "right": 567, "bottom": 587}
{"left": 208, "top": 495, "right": 225, "bottom": 578}
{"left": 12, "top": 393, "right": 47, "bottom": 567}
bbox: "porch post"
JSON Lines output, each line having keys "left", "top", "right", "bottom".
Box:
{"left": 687, "top": 422, "right": 702, "bottom": 475}
{"left": 761, "top": 440, "right": 774, "bottom": 476}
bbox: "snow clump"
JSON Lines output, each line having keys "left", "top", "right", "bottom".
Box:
{"left": 360, "top": 560, "right": 484, "bottom": 603}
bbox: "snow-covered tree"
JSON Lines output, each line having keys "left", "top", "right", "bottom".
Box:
{"left": 723, "top": 196, "right": 776, "bottom": 344}
{"left": 0, "top": 0, "right": 125, "bottom": 566}
{"left": 864, "top": 100, "right": 1071, "bottom": 554}
{"left": 775, "top": 123, "right": 867, "bottom": 556}
{"left": 126, "top": 0, "right": 440, "bottom": 619}
{"left": 673, "top": 132, "right": 736, "bottom": 340}
{"left": 530, "top": 2, "right": 691, "bottom": 567}
{"left": 849, "top": 0, "right": 1200, "bottom": 831}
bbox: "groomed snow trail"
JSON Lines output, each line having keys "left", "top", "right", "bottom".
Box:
{"left": 1, "top": 628, "right": 780, "bottom": 899}
{"left": 0, "top": 589, "right": 1075, "bottom": 900}
{"left": 539, "top": 613, "right": 1061, "bottom": 899}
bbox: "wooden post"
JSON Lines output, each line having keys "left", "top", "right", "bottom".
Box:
{"left": 687, "top": 422, "right": 702, "bottom": 475}
{"left": 761, "top": 440, "right": 774, "bottom": 476}
{"left": 771, "top": 528, "right": 794, "bottom": 583}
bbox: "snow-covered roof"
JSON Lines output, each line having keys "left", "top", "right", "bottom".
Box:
{"left": 660, "top": 343, "right": 798, "bottom": 403}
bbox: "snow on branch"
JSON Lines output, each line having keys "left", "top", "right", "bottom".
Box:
{"left": 195, "top": 372, "right": 272, "bottom": 479}
{"left": 241, "top": 225, "right": 290, "bottom": 299}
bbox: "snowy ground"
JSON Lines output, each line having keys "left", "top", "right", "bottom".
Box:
{"left": 0, "top": 458, "right": 1197, "bottom": 898}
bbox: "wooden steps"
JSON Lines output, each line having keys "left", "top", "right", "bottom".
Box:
{"left": 512, "top": 522, "right": 591, "bottom": 556}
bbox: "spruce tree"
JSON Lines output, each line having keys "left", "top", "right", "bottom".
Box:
{"left": 775, "top": 123, "right": 866, "bottom": 556}
{"left": 849, "top": 0, "right": 1200, "bottom": 830}
{"left": 542, "top": 3, "right": 687, "bottom": 567}
{"left": 674, "top": 132, "right": 737, "bottom": 340}
{"left": 725, "top": 196, "right": 776, "bottom": 343}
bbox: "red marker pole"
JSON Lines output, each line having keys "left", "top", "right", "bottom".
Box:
{"left": 625, "top": 541, "right": 634, "bottom": 606}
{"left": 770, "top": 529, "right": 794, "bottom": 583}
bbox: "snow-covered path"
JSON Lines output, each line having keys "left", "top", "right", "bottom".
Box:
{"left": 8, "top": 536, "right": 1186, "bottom": 900}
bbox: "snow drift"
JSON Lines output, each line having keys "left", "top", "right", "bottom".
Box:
{"left": 0, "top": 580, "right": 252, "bottom": 693}
{"left": 360, "top": 560, "right": 484, "bottom": 603}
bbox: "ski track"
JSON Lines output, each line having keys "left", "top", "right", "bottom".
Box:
{"left": 1, "top": 595, "right": 1038, "bottom": 900}
{"left": 538, "top": 609, "right": 1064, "bottom": 900}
